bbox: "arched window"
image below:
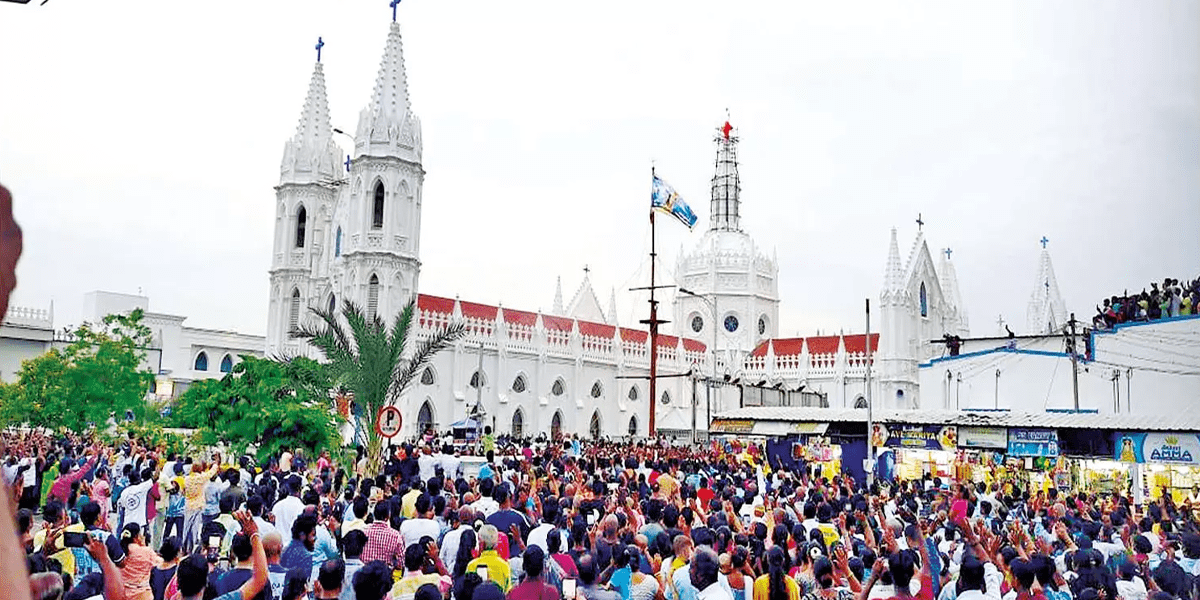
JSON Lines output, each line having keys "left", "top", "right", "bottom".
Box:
{"left": 551, "top": 378, "right": 565, "bottom": 396}
{"left": 628, "top": 415, "right": 639, "bottom": 437}
{"left": 367, "top": 274, "right": 380, "bottom": 320}
{"left": 219, "top": 354, "right": 233, "bottom": 373}
{"left": 288, "top": 289, "right": 301, "bottom": 337}
{"left": 194, "top": 352, "right": 208, "bottom": 372}
{"left": 372, "top": 182, "right": 385, "bottom": 229}
{"left": 417, "top": 400, "right": 434, "bottom": 433}
{"left": 295, "top": 205, "right": 307, "bottom": 248}
{"left": 327, "top": 293, "right": 336, "bottom": 315}
{"left": 590, "top": 381, "right": 603, "bottom": 398}
{"left": 551, "top": 411, "right": 563, "bottom": 440}
{"left": 589, "top": 410, "right": 602, "bottom": 439}
{"left": 660, "top": 390, "right": 671, "bottom": 405}
{"left": 420, "top": 368, "right": 435, "bottom": 386}
{"left": 512, "top": 375, "right": 527, "bottom": 393}
{"left": 854, "top": 396, "right": 868, "bottom": 409}
{"left": 470, "top": 370, "right": 485, "bottom": 389}
{"left": 628, "top": 386, "right": 638, "bottom": 401}
{"left": 335, "top": 227, "right": 342, "bottom": 257}
{"left": 512, "top": 409, "right": 525, "bottom": 438}
{"left": 919, "top": 282, "right": 928, "bottom": 317}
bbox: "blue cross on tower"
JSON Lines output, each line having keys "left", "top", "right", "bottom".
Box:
{"left": 390, "top": 0, "right": 401, "bottom": 22}
{"left": 944, "top": 247, "right": 952, "bottom": 260}
{"left": 916, "top": 213, "right": 924, "bottom": 231}
{"left": 1040, "top": 236, "right": 1050, "bottom": 249}
{"left": 344, "top": 155, "right": 352, "bottom": 173}
{"left": 315, "top": 37, "right": 324, "bottom": 63}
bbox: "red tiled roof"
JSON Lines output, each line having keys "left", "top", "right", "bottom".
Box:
{"left": 578, "top": 320, "right": 616, "bottom": 339}
{"left": 806, "top": 336, "right": 841, "bottom": 355}
{"left": 657, "top": 334, "right": 680, "bottom": 347}
{"left": 750, "top": 334, "right": 881, "bottom": 358}
{"left": 682, "top": 338, "right": 707, "bottom": 353}
{"left": 502, "top": 308, "right": 538, "bottom": 327}
{"left": 620, "top": 328, "right": 648, "bottom": 343}
{"left": 458, "top": 300, "right": 497, "bottom": 321}
{"left": 542, "top": 315, "right": 574, "bottom": 332}
{"left": 843, "top": 333, "right": 880, "bottom": 355}
{"left": 418, "top": 294, "right": 455, "bottom": 314}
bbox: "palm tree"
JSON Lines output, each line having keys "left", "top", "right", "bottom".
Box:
{"left": 293, "top": 299, "right": 465, "bottom": 473}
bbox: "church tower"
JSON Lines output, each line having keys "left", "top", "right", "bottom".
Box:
{"left": 338, "top": 18, "right": 424, "bottom": 326}
{"left": 674, "top": 121, "right": 779, "bottom": 372}
{"left": 267, "top": 52, "right": 343, "bottom": 357}
{"left": 1025, "top": 238, "right": 1067, "bottom": 335}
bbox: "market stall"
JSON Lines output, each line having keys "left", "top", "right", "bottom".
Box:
{"left": 871, "top": 424, "right": 958, "bottom": 481}
{"left": 1115, "top": 432, "right": 1200, "bottom": 502}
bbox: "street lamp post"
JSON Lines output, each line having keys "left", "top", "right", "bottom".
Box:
{"left": 679, "top": 288, "right": 717, "bottom": 443}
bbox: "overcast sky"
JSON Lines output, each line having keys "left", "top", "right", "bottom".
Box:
{"left": 1, "top": 0, "right": 1196, "bottom": 339}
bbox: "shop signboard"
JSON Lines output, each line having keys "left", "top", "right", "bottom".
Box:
{"left": 872, "top": 424, "right": 958, "bottom": 451}
{"left": 961, "top": 427, "right": 1008, "bottom": 449}
{"left": 710, "top": 419, "right": 755, "bottom": 434}
{"left": 1007, "top": 429, "right": 1058, "bottom": 457}
{"left": 1115, "top": 432, "right": 1200, "bottom": 465}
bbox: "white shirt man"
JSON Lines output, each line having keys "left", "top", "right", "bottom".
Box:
{"left": 418, "top": 449, "right": 439, "bottom": 483}
{"left": 440, "top": 520, "right": 473, "bottom": 575}
{"left": 272, "top": 493, "right": 305, "bottom": 538}
{"left": 117, "top": 478, "right": 155, "bottom": 528}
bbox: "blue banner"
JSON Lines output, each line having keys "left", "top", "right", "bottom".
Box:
{"left": 1008, "top": 429, "right": 1059, "bottom": 457}
{"left": 651, "top": 175, "right": 698, "bottom": 229}
{"left": 1116, "top": 433, "right": 1200, "bottom": 464}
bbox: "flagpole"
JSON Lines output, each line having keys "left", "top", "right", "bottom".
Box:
{"left": 648, "top": 191, "right": 659, "bottom": 438}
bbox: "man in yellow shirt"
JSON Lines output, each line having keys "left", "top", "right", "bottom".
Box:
{"left": 466, "top": 524, "right": 511, "bottom": 592}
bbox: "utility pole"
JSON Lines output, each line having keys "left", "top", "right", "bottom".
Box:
{"left": 864, "top": 299, "right": 874, "bottom": 486}
{"left": 691, "top": 375, "right": 698, "bottom": 445}
{"left": 1068, "top": 312, "right": 1080, "bottom": 411}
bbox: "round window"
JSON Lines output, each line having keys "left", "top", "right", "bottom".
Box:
{"left": 690, "top": 315, "right": 704, "bottom": 333}
{"left": 724, "top": 315, "right": 739, "bottom": 333}
{"left": 758, "top": 317, "right": 766, "bottom": 336}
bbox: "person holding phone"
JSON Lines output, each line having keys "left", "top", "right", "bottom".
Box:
{"left": 177, "top": 510, "right": 267, "bottom": 600}
{"left": 467, "top": 525, "right": 513, "bottom": 592}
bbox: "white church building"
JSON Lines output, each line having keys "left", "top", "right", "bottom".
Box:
{"left": 262, "top": 18, "right": 997, "bottom": 440}
{"left": 6, "top": 15, "right": 1193, "bottom": 440}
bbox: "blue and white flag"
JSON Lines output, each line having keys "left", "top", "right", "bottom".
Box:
{"left": 651, "top": 174, "right": 698, "bottom": 229}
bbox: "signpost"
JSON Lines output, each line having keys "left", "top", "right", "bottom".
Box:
{"left": 376, "top": 406, "right": 402, "bottom": 439}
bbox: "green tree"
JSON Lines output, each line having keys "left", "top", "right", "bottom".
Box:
{"left": 172, "top": 355, "right": 343, "bottom": 462}
{"left": 4, "top": 309, "right": 155, "bottom": 432}
{"left": 294, "top": 300, "right": 464, "bottom": 474}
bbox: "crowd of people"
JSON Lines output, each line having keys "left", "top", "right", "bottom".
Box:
{"left": 10, "top": 429, "right": 1200, "bottom": 600}
{"left": 1094, "top": 277, "right": 1199, "bottom": 329}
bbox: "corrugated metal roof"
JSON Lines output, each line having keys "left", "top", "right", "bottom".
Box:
{"left": 712, "top": 406, "right": 1200, "bottom": 432}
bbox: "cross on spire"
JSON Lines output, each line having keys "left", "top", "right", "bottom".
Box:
{"left": 344, "top": 155, "right": 351, "bottom": 173}
{"left": 315, "top": 37, "right": 324, "bottom": 62}
{"left": 390, "top": 0, "right": 401, "bottom": 22}
{"left": 944, "top": 247, "right": 952, "bottom": 260}
{"left": 1040, "top": 236, "right": 1049, "bottom": 249}
{"left": 583, "top": 265, "right": 590, "bottom": 275}
{"left": 916, "top": 213, "right": 924, "bottom": 231}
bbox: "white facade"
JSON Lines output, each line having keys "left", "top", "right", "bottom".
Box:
{"left": 0, "top": 291, "right": 264, "bottom": 399}
{"left": 918, "top": 316, "right": 1200, "bottom": 414}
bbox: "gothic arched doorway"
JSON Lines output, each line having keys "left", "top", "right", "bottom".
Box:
{"left": 511, "top": 408, "right": 525, "bottom": 439}
{"left": 627, "top": 415, "right": 638, "bottom": 437}
{"left": 417, "top": 400, "right": 435, "bottom": 436}
{"left": 550, "top": 411, "right": 563, "bottom": 440}
{"left": 589, "top": 410, "right": 601, "bottom": 440}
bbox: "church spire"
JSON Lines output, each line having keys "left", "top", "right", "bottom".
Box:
{"left": 355, "top": 21, "right": 422, "bottom": 163}
{"left": 938, "top": 247, "right": 969, "bottom": 334}
{"left": 883, "top": 227, "right": 904, "bottom": 292}
{"left": 1026, "top": 238, "right": 1068, "bottom": 335}
{"left": 280, "top": 59, "right": 340, "bottom": 184}
{"left": 606, "top": 287, "right": 618, "bottom": 326}
{"left": 552, "top": 276, "right": 564, "bottom": 316}
{"left": 709, "top": 119, "right": 742, "bottom": 232}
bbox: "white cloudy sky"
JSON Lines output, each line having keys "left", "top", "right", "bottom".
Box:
{"left": 0, "top": 0, "right": 1196, "bottom": 339}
